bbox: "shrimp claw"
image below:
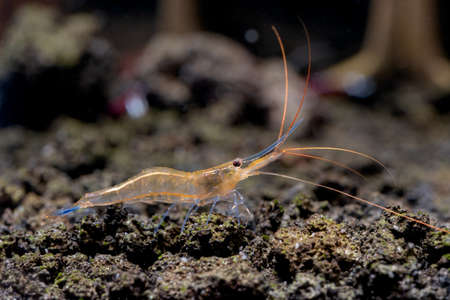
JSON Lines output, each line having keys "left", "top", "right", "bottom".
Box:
{"left": 232, "top": 192, "right": 241, "bottom": 225}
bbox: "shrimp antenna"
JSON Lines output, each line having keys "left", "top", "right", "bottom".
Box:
{"left": 272, "top": 25, "right": 289, "bottom": 140}
{"left": 255, "top": 171, "right": 450, "bottom": 234}
{"left": 272, "top": 19, "right": 311, "bottom": 149}
{"left": 282, "top": 146, "right": 393, "bottom": 180}
{"left": 285, "top": 18, "right": 311, "bottom": 137}
{"left": 282, "top": 151, "right": 366, "bottom": 179}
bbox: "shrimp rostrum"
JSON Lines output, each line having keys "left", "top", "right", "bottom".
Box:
{"left": 53, "top": 24, "right": 449, "bottom": 235}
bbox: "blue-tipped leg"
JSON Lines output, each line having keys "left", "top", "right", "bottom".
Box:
{"left": 181, "top": 202, "right": 197, "bottom": 233}
{"left": 154, "top": 203, "right": 176, "bottom": 234}
{"left": 206, "top": 196, "right": 220, "bottom": 225}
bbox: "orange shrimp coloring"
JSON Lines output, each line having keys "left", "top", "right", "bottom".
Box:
{"left": 52, "top": 24, "right": 449, "bottom": 235}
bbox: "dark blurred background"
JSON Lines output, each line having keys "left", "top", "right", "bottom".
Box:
{"left": 1, "top": 0, "right": 449, "bottom": 129}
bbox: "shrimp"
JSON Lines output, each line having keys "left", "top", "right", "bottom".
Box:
{"left": 52, "top": 23, "right": 449, "bottom": 235}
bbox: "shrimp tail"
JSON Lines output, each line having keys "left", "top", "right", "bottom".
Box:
{"left": 54, "top": 205, "right": 80, "bottom": 216}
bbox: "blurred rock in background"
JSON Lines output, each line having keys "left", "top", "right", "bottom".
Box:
{"left": 0, "top": 3, "right": 116, "bottom": 129}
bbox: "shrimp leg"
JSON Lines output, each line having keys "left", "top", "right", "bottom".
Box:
{"left": 232, "top": 191, "right": 241, "bottom": 225}
{"left": 206, "top": 196, "right": 220, "bottom": 225}
{"left": 154, "top": 203, "right": 176, "bottom": 234}
{"left": 181, "top": 200, "right": 199, "bottom": 232}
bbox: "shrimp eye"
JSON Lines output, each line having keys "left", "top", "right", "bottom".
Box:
{"left": 233, "top": 159, "right": 242, "bottom": 167}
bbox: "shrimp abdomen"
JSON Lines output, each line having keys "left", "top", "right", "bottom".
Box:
{"left": 74, "top": 167, "right": 198, "bottom": 209}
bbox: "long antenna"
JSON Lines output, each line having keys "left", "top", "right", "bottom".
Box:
{"left": 282, "top": 147, "right": 393, "bottom": 179}
{"left": 256, "top": 171, "right": 450, "bottom": 234}
{"left": 284, "top": 18, "right": 311, "bottom": 135}
{"left": 272, "top": 26, "right": 289, "bottom": 140}
{"left": 283, "top": 151, "right": 366, "bottom": 179}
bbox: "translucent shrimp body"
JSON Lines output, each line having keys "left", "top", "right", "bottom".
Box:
{"left": 72, "top": 164, "right": 243, "bottom": 211}
{"left": 56, "top": 127, "right": 290, "bottom": 215}
{"left": 74, "top": 168, "right": 198, "bottom": 208}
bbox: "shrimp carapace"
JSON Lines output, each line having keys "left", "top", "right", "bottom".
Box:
{"left": 49, "top": 24, "right": 449, "bottom": 235}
